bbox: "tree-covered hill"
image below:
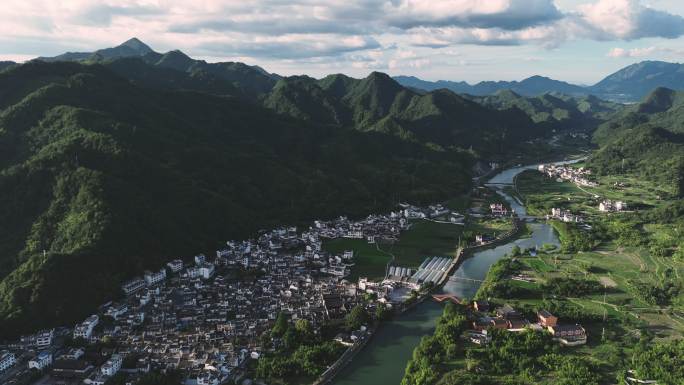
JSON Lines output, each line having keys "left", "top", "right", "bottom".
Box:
{"left": 263, "top": 72, "right": 543, "bottom": 155}
{"left": 589, "top": 87, "right": 684, "bottom": 196}
{"left": 466, "top": 90, "right": 622, "bottom": 131}
{"left": 0, "top": 61, "right": 474, "bottom": 338}
{"left": 36, "top": 38, "right": 279, "bottom": 99}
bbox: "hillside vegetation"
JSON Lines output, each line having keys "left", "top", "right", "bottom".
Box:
{"left": 468, "top": 90, "right": 621, "bottom": 131}
{"left": 589, "top": 87, "right": 684, "bottom": 196}
{"left": 0, "top": 61, "right": 474, "bottom": 337}
{"left": 263, "top": 73, "right": 543, "bottom": 156}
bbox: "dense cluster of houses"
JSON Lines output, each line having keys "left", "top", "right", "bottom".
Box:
{"left": 8, "top": 207, "right": 441, "bottom": 385}
{"left": 401, "top": 203, "right": 464, "bottom": 224}
{"left": 538, "top": 164, "right": 597, "bottom": 187}
{"left": 468, "top": 302, "right": 587, "bottom": 346}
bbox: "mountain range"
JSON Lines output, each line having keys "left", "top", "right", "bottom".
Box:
{"left": 0, "top": 57, "right": 485, "bottom": 338}
{"left": 0, "top": 39, "right": 551, "bottom": 338}
{"left": 394, "top": 61, "right": 684, "bottom": 102}
{"left": 0, "top": 37, "right": 673, "bottom": 338}
{"left": 464, "top": 90, "right": 622, "bottom": 131}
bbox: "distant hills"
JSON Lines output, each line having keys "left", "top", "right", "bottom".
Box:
{"left": 465, "top": 90, "right": 622, "bottom": 131}
{"left": 395, "top": 75, "right": 587, "bottom": 98}
{"left": 31, "top": 39, "right": 555, "bottom": 153}
{"left": 591, "top": 61, "right": 684, "bottom": 102}
{"left": 395, "top": 61, "right": 684, "bottom": 103}
{"left": 27, "top": 38, "right": 684, "bottom": 103}
{"left": 263, "top": 72, "right": 543, "bottom": 154}
{"left": 37, "top": 38, "right": 279, "bottom": 99}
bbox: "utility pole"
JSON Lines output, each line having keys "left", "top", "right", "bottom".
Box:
{"left": 602, "top": 284, "right": 607, "bottom": 341}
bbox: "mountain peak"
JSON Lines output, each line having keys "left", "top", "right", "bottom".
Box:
{"left": 118, "top": 38, "right": 153, "bottom": 54}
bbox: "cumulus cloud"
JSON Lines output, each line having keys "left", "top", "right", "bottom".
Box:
{"left": 0, "top": 0, "right": 684, "bottom": 70}
{"left": 71, "top": 3, "right": 162, "bottom": 26}
{"left": 577, "top": 0, "right": 684, "bottom": 40}
{"left": 197, "top": 35, "right": 381, "bottom": 59}
{"left": 385, "top": 0, "right": 563, "bottom": 30}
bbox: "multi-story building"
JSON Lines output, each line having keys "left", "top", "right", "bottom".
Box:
{"left": 21, "top": 328, "right": 54, "bottom": 348}
{"left": 0, "top": 351, "right": 16, "bottom": 372}
{"left": 122, "top": 277, "right": 146, "bottom": 295}
{"left": 101, "top": 354, "right": 122, "bottom": 376}
{"left": 28, "top": 351, "right": 53, "bottom": 370}
{"left": 167, "top": 259, "right": 184, "bottom": 273}
{"left": 105, "top": 304, "right": 128, "bottom": 320}
{"left": 199, "top": 262, "right": 215, "bottom": 280}
{"left": 144, "top": 269, "right": 167, "bottom": 286}
{"left": 74, "top": 315, "right": 99, "bottom": 339}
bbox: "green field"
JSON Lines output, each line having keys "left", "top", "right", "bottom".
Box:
{"left": 504, "top": 245, "right": 684, "bottom": 337}
{"left": 516, "top": 169, "right": 596, "bottom": 217}
{"left": 517, "top": 168, "right": 675, "bottom": 220}
{"left": 385, "top": 220, "right": 463, "bottom": 269}
{"left": 323, "top": 219, "right": 464, "bottom": 280}
{"left": 322, "top": 238, "right": 392, "bottom": 281}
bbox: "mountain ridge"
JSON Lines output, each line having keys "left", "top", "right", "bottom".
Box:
{"left": 394, "top": 60, "right": 684, "bottom": 102}
{"left": 0, "top": 59, "right": 476, "bottom": 338}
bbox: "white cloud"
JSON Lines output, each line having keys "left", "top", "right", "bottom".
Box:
{"left": 0, "top": 0, "right": 683, "bottom": 79}
{"left": 385, "top": 0, "right": 563, "bottom": 30}
{"left": 577, "top": 0, "right": 684, "bottom": 40}
{"left": 607, "top": 45, "right": 684, "bottom": 57}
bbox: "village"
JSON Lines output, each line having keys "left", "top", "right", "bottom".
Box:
{"left": 0, "top": 204, "right": 465, "bottom": 385}
{"left": 536, "top": 162, "right": 628, "bottom": 226}
{"left": 0, "top": 162, "right": 656, "bottom": 385}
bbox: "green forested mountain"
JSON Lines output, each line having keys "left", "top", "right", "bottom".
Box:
{"left": 466, "top": 90, "right": 622, "bottom": 131}
{"left": 0, "top": 60, "right": 475, "bottom": 337}
{"left": 263, "top": 73, "right": 543, "bottom": 155}
{"left": 589, "top": 87, "right": 684, "bottom": 196}
{"left": 590, "top": 61, "right": 684, "bottom": 102}
{"left": 37, "top": 38, "right": 279, "bottom": 99}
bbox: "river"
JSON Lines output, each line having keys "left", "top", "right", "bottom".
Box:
{"left": 330, "top": 159, "right": 573, "bottom": 385}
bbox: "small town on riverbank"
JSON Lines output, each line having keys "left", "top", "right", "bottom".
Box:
{"left": 3, "top": 153, "right": 683, "bottom": 385}
{"left": 0, "top": 199, "right": 472, "bottom": 385}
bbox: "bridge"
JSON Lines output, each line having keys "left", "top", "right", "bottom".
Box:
{"left": 431, "top": 294, "right": 462, "bottom": 304}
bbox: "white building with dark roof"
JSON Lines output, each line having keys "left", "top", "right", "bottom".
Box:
{"left": 122, "top": 277, "right": 146, "bottom": 295}
{"left": 144, "top": 268, "right": 167, "bottom": 286}
{"left": 101, "top": 354, "right": 122, "bottom": 376}
{"left": 28, "top": 351, "right": 52, "bottom": 370}
{"left": 74, "top": 315, "right": 99, "bottom": 339}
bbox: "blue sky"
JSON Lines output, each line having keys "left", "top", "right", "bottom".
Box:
{"left": 2, "top": 0, "right": 684, "bottom": 84}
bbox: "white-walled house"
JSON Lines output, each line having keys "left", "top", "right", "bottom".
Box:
{"left": 28, "top": 351, "right": 52, "bottom": 370}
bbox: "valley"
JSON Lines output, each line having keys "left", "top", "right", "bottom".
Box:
{"left": 0, "top": 37, "right": 683, "bottom": 385}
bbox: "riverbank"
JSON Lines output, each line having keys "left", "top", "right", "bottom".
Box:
{"left": 401, "top": 153, "right": 684, "bottom": 385}
{"left": 328, "top": 158, "right": 579, "bottom": 385}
